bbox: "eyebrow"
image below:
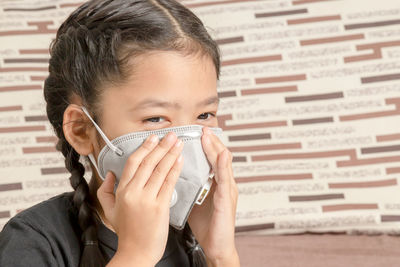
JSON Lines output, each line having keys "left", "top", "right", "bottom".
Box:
{"left": 131, "top": 95, "right": 220, "bottom": 110}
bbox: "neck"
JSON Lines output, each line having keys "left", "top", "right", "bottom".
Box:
{"left": 89, "top": 172, "right": 116, "bottom": 233}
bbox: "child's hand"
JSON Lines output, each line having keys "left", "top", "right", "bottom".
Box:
{"left": 188, "top": 127, "right": 240, "bottom": 267}
{"left": 97, "top": 132, "right": 184, "bottom": 266}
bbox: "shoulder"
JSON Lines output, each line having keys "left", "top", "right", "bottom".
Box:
{"left": 5, "top": 192, "right": 78, "bottom": 236}
{"left": 4, "top": 191, "right": 80, "bottom": 246}
{"left": 0, "top": 192, "right": 81, "bottom": 266}
{"left": 13, "top": 191, "right": 75, "bottom": 227}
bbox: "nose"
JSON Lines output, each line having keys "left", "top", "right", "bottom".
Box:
{"left": 170, "top": 114, "right": 198, "bottom": 127}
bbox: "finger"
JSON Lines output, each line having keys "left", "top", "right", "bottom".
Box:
{"left": 222, "top": 156, "right": 238, "bottom": 219}
{"left": 202, "top": 127, "right": 226, "bottom": 172}
{"left": 202, "top": 127, "right": 225, "bottom": 164}
{"left": 128, "top": 132, "right": 178, "bottom": 189}
{"left": 226, "top": 152, "right": 236, "bottom": 190}
{"left": 215, "top": 149, "right": 231, "bottom": 189}
{"left": 144, "top": 138, "right": 184, "bottom": 196}
{"left": 158, "top": 154, "right": 183, "bottom": 204}
{"left": 97, "top": 171, "right": 116, "bottom": 219}
{"left": 230, "top": 166, "right": 238, "bottom": 199}
{"left": 204, "top": 126, "right": 225, "bottom": 148}
{"left": 205, "top": 127, "right": 234, "bottom": 188}
{"left": 214, "top": 150, "right": 237, "bottom": 219}
{"left": 118, "top": 134, "right": 159, "bottom": 190}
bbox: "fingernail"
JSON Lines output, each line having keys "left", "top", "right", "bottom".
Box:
{"left": 204, "top": 127, "right": 212, "bottom": 135}
{"left": 165, "top": 132, "right": 176, "bottom": 143}
{"left": 149, "top": 134, "right": 159, "bottom": 143}
{"left": 177, "top": 154, "right": 183, "bottom": 163}
{"left": 203, "top": 134, "right": 210, "bottom": 145}
{"left": 175, "top": 138, "right": 183, "bottom": 147}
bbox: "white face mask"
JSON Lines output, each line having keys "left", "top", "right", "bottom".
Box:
{"left": 81, "top": 106, "right": 224, "bottom": 230}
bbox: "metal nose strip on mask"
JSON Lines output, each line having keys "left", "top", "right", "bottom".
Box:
{"left": 81, "top": 106, "right": 124, "bottom": 157}
{"left": 96, "top": 125, "right": 222, "bottom": 171}
{"left": 107, "top": 127, "right": 204, "bottom": 145}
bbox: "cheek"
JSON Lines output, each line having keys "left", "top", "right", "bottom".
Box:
{"left": 213, "top": 116, "right": 221, "bottom": 127}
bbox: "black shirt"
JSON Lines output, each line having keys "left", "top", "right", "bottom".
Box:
{"left": 0, "top": 192, "right": 190, "bottom": 266}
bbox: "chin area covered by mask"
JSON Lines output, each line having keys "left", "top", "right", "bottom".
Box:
{"left": 81, "top": 106, "right": 224, "bottom": 230}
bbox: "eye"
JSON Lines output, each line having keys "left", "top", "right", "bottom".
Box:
{"left": 198, "top": 112, "right": 215, "bottom": 120}
{"left": 144, "top": 116, "right": 166, "bottom": 123}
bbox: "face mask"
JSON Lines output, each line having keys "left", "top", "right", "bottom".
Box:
{"left": 81, "top": 106, "right": 224, "bottom": 230}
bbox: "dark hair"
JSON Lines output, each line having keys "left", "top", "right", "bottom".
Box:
{"left": 43, "top": 0, "right": 220, "bottom": 266}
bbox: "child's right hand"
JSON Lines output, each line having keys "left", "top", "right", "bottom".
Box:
{"left": 97, "top": 132, "right": 184, "bottom": 266}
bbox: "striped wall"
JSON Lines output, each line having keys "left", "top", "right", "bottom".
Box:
{"left": 0, "top": 0, "right": 399, "bottom": 235}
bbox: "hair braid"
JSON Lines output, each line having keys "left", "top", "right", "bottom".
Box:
{"left": 56, "top": 136, "right": 106, "bottom": 267}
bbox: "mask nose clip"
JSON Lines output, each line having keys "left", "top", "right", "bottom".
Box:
{"left": 114, "top": 148, "right": 124, "bottom": 157}
{"left": 178, "top": 131, "right": 202, "bottom": 139}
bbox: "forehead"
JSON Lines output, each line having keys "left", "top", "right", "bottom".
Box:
{"left": 100, "top": 51, "right": 218, "bottom": 109}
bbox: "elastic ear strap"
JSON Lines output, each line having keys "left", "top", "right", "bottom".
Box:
{"left": 80, "top": 106, "right": 123, "bottom": 156}
{"left": 87, "top": 153, "right": 105, "bottom": 180}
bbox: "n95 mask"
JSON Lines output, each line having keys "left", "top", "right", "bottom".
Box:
{"left": 81, "top": 106, "right": 224, "bottom": 230}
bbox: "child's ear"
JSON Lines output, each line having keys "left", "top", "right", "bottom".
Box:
{"left": 63, "top": 104, "right": 94, "bottom": 156}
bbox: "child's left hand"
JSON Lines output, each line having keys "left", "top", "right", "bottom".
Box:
{"left": 188, "top": 127, "right": 240, "bottom": 267}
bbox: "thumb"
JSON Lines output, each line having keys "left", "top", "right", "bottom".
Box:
{"left": 97, "top": 171, "right": 116, "bottom": 218}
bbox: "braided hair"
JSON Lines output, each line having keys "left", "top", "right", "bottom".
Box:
{"left": 43, "top": 0, "right": 220, "bottom": 266}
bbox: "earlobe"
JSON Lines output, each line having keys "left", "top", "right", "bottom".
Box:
{"left": 63, "top": 104, "right": 94, "bottom": 156}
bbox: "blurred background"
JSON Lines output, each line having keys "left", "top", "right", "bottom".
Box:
{"left": 0, "top": 0, "right": 400, "bottom": 266}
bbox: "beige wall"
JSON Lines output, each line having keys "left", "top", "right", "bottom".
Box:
{"left": 0, "top": 0, "right": 399, "bottom": 235}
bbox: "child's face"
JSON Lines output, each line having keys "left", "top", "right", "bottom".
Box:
{"left": 97, "top": 50, "right": 219, "bottom": 143}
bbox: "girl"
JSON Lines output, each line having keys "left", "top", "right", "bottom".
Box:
{"left": 0, "top": 0, "right": 239, "bottom": 266}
